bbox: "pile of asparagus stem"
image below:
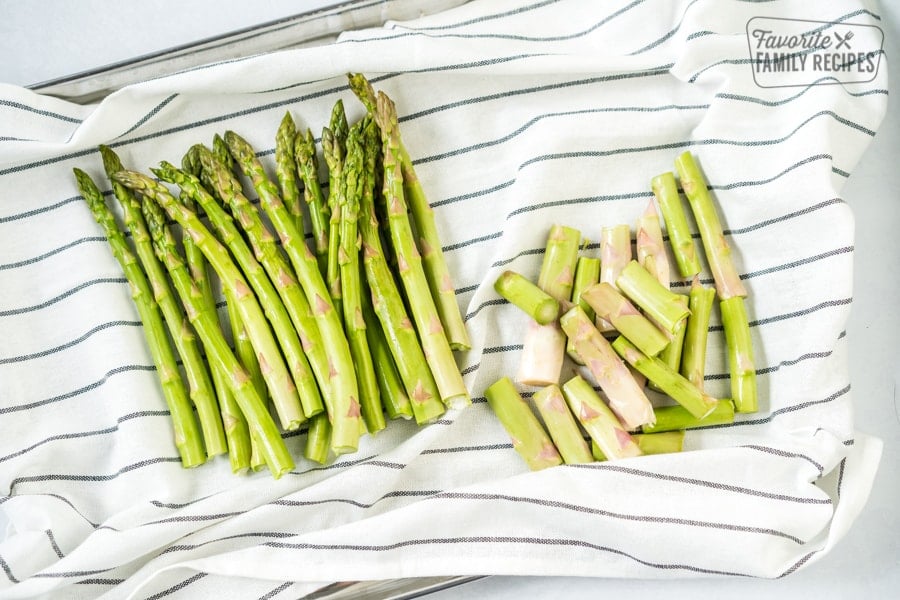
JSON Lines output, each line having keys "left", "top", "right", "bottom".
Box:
{"left": 490, "top": 152, "right": 756, "bottom": 469}
{"left": 73, "top": 74, "right": 471, "bottom": 479}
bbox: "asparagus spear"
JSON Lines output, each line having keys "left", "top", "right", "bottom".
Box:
{"left": 99, "top": 146, "right": 227, "bottom": 459}
{"left": 580, "top": 282, "right": 669, "bottom": 358}
{"left": 218, "top": 132, "right": 363, "bottom": 454}
{"left": 484, "top": 377, "right": 562, "bottom": 471}
{"left": 533, "top": 384, "right": 593, "bottom": 464}
{"left": 358, "top": 121, "right": 446, "bottom": 424}
{"left": 113, "top": 170, "right": 305, "bottom": 435}
{"left": 592, "top": 431, "right": 684, "bottom": 460}
{"left": 651, "top": 172, "right": 702, "bottom": 278}
{"left": 493, "top": 270, "right": 560, "bottom": 325}
{"left": 295, "top": 127, "right": 330, "bottom": 274}
{"left": 378, "top": 92, "right": 470, "bottom": 408}
{"left": 323, "top": 102, "right": 348, "bottom": 322}
{"left": 341, "top": 121, "right": 385, "bottom": 435}
{"left": 559, "top": 306, "right": 655, "bottom": 430}
{"left": 611, "top": 336, "right": 719, "bottom": 419}
{"left": 362, "top": 283, "right": 414, "bottom": 420}
{"left": 518, "top": 225, "right": 581, "bottom": 386}
{"left": 680, "top": 277, "right": 716, "bottom": 390}
{"left": 73, "top": 169, "right": 206, "bottom": 469}
{"left": 566, "top": 256, "right": 601, "bottom": 364}
{"left": 155, "top": 159, "right": 319, "bottom": 427}
{"left": 636, "top": 199, "right": 670, "bottom": 289}
{"left": 275, "top": 112, "right": 305, "bottom": 232}
{"left": 674, "top": 152, "right": 747, "bottom": 299}
{"left": 616, "top": 260, "right": 690, "bottom": 335}
{"left": 596, "top": 224, "right": 631, "bottom": 331}
{"left": 139, "top": 187, "right": 295, "bottom": 477}
{"left": 720, "top": 297, "right": 758, "bottom": 413}
{"left": 305, "top": 413, "right": 332, "bottom": 465}
{"left": 348, "top": 73, "right": 471, "bottom": 351}
{"left": 642, "top": 400, "right": 735, "bottom": 434}
{"left": 561, "top": 375, "right": 642, "bottom": 460}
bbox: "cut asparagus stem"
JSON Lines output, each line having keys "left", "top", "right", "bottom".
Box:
{"left": 493, "top": 270, "right": 560, "bottom": 325}
{"left": 597, "top": 224, "right": 631, "bottom": 332}
{"left": 358, "top": 123, "right": 445, "bottom": 425}
{"left": 275, "top": 112, "right": 305, "bottom": 232}
{"left": 113, "top": 170, "right": 305, "bottom": 436}
{"left": 559, "top": 306, "right": 655, "bottom": 430}
{"left": 652, "top": 294, "right": 689, "bottom": 391}
{"left": 680, "top": 277, "right": 716, "bottom": 390}
{"left": 139, "top": 189, "right": 295, "bottom": 477}
{"left": 674, "top": 152, "right": 747, "bottom": 299}
{"left": 533, "top": 384, "right": 594, "bottom": 464}
{"left": 720, "top": 296, "right": 758, "bottom": 413}
{"left": 305, "top": 413, "right": 332, "bottom": 465}
{"left": 362, "top": 278, "right": 414, "bottom": 420}
{"left": 217, "top": 133, "right": 362, "bottom": 454}
{"left": 341, "top": 121, "right": 385, "bottom": 435}
{"left": 156, "top": 159, "right": 320, "bottom": 426}
{"left": 592, "top": 431, "right": 684, "bottom": 460}
{"left": 611, "top": 336, "right": 719, "bottom": 419}
{"left": 561, "top": 375, "right": 643, "bottom": 460}
{"left": 73, "top": 169, "right": 205, "bottom": 469}
{"left": 651, "top": 172, "right": 702, "bottom": 278}
{"left": 642, "top": 400, "right": 735, "bottom": 433}
{"left": 485, "top": 377, "right": 562, "bottom": 471}
{"left": 348, "top": 72, "right": 471, "bottom": 351}
{"left": 636, "top": 199, "right": 671, "bottom": 289}
{"left": 295, "top": 128, "right": 330, "bottom": 274}
{"left": 219, "top": 293, "right": 254, "bottom": 473}
{"left": 378, "top": 92, "right": 470, "bottom": 409}
{"left": 580, "top": 282, "right": 669, "bottom": 358}
{"left": 322, "top": 126, "right": 344, "bottom": 323}
{"left": 99, "top": 146, "right": 227, "bottom": 459}
{"left": 616, "top": 260, "right": 690, "bottom": 335}
{"left": 518, "top": 224, "right": 581, "bottom": 386}
{"left": 567, "top": 256, "right": 601, "bottom": 364}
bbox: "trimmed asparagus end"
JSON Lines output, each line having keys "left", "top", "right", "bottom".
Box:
{"left": 616, "top": 260, "right": 690, "bottom": 334}
{"left": 642, "top": 400, "right": 735, "bottom": 434}
{"left": 494, "top": 270, "right": 560, "bottom": 325}
{"left": 485, "top": 377, "right": 563, "bottom": 471}
{"left": 561, "top": 375, "right": 642, "bottom": 460}
{"left": 580, "top": 282, "right": 670, "bottom": 357}
{"left": 680, "top": 277, "right": 716, "bottom": 390}
{"left": 720, "top": 296, "right": 758, "bottom": 413}
{"left": 651, "top": 171, "right": 702, "bottom": 278}
{"left": 533, "top": 384, "right": 594, "bottom": 464}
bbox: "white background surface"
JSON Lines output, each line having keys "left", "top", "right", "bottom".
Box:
{"left": 1, "top": 1, "right": 897, "bottom": 598}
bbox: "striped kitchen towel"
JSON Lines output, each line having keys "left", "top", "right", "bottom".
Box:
{"left": 0, "top": 0, "right": 887, "bottom": 598}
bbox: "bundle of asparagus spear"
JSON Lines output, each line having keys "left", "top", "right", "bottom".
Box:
{"left": 489, "top": 152, "right": 756, "bottom": 470}
{"left": 73, "top": 74, "right": 471, "bottom": 479}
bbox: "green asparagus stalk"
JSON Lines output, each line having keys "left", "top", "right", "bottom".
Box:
{"left": 275, "top": 112, "right": 305, "bottom": 232}
{"left": 597, "top": 224, "right": 631, "bottom": 331}
{"left": 348, "top": 73, "right": 471, "bottom": 351}
{"left": 155, "top": 159, "right": 320, "bottom": 426}
{"left": 533, "top": 384, "right": 593, "bottom": 464}
{"left": 561, "top": 375, "right": 642, "bottom": 460}
{"left": 138, "top": 187, "right": 295, "bottom": 477}
{"left": 113, "top": 170, "right": 305, "bottom": 434}
{"left": 493, "top": 270, "right": 560, "bottom": 325}
{"left": 99, "top": 147, "right": 227, "bottom": 459}
{"left": 651, "top": 172, "right": 702, "bottom": 278}
{"left": 73, "top": 169, "right": 205, "bottom": 468}
{"left": 340, "top": 122, "right": 385, "bottom": 435}
{"left": 642, "top": 400, "right": 735, "bottom": 433}
{"left": 362, "top": 279, "right": 414, "bottom": 420}
{"left": 720, "top": 296, "right": 758, "bottom": 413}
{"left": 518, "top": 224, "right": 581, "bottom": 386}
{"left": 680, "top": 277, "right": 716, "bottom": 390}
{"left": 592, "top": 431, "right": 684, "bottom": 460}
{"left": 358, "top": 122, "right": 445, "bottom": 424}
{"left": 295, "top": 128, "right": 330, "bottom": 274}
{"left": 566, "top": 256, "right": 601, "bottom": 363}
{"left": 220, "top": 291, "right": 256, "bottom": 473}
{"left": 636, "top": 200, "right": 671, "bottom": 288}
{"left": 218, "top": 132, "right": 362, "bottom": 454}
{"left": 674, "top": 152, "right": 747, "bottom": 299}
{"left": 378, "top": 92, "right": 469, "bottom": 408}
{"left": 321, "top": 127, "right": 344, "bottom": 322}
{"left": 485, "top": 377, "right": 562, "bottom": 471}
{"left": 616, "top": 260, "right": 690, "bottom": 335}
{"left": 611, "top": 336, "right": 719, "bottom": 419}
{"left": 580, "top": 282, "right": 669, "bottom": 358}
{"left": 305, "top": 413, "right": 332, "bottom": 465}
{"left": 559, "top": 306, "right": 655, "bottom": 430}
